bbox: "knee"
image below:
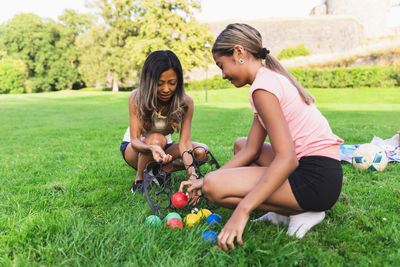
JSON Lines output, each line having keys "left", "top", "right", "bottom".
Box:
{"left": 202, "top": 171, "right": 219, "bottom": 202}
{"left": 234, "top": 137, "right": 247, "bottom": 155}
{"left": 144, "top": 133, "right": 167, "bottom": 148}
{"left": 194, "top": 144, "right": 209, "bottom": 161}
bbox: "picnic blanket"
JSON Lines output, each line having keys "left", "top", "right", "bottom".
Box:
{"left": 340, "top": 134, "right": 400, "bottom": 163}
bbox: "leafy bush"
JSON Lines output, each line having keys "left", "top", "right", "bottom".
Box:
{"left": 277, "top": 44, "right": 310, "bottom": 60}
{"left": 290, "top": 66, "right": 399, "bottom": 88}
{"left": 0, "top": 14, "right": 83, "bottom": 93}
{"left": 186, "top": 65, "right": 400, "bottom": 90}
{"left": 0, "top": 59, "right": 26, "bottom": 94}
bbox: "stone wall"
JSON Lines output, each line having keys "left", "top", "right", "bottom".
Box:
{"left": 280, "top": 37, "right": 400, "bottom": 69}
{"left": 207, "top": 16, "right": 362, "bottom": 56}
{"left": 326, "top": 0, "right": 391, "bottom": 38}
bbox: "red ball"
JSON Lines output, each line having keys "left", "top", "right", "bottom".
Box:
{"left": 166, "top": 217, "right": 183, "bottom": 229}
{"left": 171, "top": 192, "right": 188, "bottom": 208}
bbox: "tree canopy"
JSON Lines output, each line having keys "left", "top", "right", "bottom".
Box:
{"left": 0, "top": 13, "right": 83, "bottom": 92}
{"left": 81, "top": 0, "right": 213, "bottom": 91}
{"left": 0, "top": 0, "right": 213, "bottom": 93}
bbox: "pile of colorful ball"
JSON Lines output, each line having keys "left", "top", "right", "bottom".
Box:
{"left": 144, "top": 192, "right": 222, "bottom": 244}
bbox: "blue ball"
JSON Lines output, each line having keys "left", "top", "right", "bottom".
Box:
{"left": 202, "top": 230, "right": 218, "bottom": 243}
{"left": 206, "top": 213, "right": 222, "bottom": 225}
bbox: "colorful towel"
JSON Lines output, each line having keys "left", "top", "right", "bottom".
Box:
{"left": 340, "top": 134, "right": 400, "bottom": 163}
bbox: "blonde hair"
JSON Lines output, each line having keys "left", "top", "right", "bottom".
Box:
{"left": 135, "top": 50, "right": 188, "bottom": 135}
{"left": 212, "top": 23, "right": 314, "bottom": 104}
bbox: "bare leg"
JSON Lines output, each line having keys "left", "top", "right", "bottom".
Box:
{"left": 163, "top": 142, "right": 209, "bottom": 172}
{"left": 136, "top": 133, "right": 167, "bottom": 182}
{"left": 207, "top": 141, "right": 327, "bottom": 238}
{"left": 136, "top": 153, "right": 154, "bottom": 181}
{"left": 124, "top": 144, "right": 138, "bottom": 169}
{"left": 202, "top": 167, "right": 302, "bottom": 214}
{"left": 231, "top": 138, "right": 298, "bottom": 225}
{"left": 124, "top": 133, "right": 167, "bottom": 183}
{"left": 234, "top": 137, "right": 275, "bottom": 167}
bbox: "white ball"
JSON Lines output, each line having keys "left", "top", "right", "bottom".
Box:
{"left": 352, "top": 144, "right": 388, "bottom": 172}
{"left": 191, "top": 208, "right": 199, "bottom": 214}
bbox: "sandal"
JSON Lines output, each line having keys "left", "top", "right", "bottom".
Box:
{"left": 131, "top": 180, "right": 143, "bottom": 193}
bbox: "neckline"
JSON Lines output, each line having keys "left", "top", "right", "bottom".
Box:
{"left": 157, "top": 111, "right": 167, "bottom": 119}
{"left": 257, "top": 66, "right": 267, "bottom": 74}
{"left": 250, "top": 66, "right": 266, "bottom": 84}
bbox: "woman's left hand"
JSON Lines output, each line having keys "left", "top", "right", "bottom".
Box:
{"left": 218, "top": 207, "right": 249, "bottom": 252}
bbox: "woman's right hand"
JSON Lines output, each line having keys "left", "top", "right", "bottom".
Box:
{"left": 150, "top": 145, "right": 172, "bottom": 164}
{"left": 179, "top": 178, "right": 203, "bottom": 205}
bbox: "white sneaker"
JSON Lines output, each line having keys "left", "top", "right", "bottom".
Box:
{"left": 287, "top": 211, "right": 325, "bottom": 238}
{"left": 251, "top": 212, "right": 289, "bottom": 225}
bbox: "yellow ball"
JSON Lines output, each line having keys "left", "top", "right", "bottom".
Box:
{"left": 197, "top": 209, "right": 212, "bottom": 219}
{"left": 184, "top": 213, "right": 200, "bottom": 227}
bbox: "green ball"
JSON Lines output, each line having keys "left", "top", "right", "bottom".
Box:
{"left": 145, "top": 215, "right": 162, "bottom": 227}
{"left": 164, "top": 212, "right": 182, "bottom": 222}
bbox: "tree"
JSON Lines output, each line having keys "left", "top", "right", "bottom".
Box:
{"left": 76, "top": 24, "right": 110, "bottom": 88}
{"left": 0, "top": 13, "right": 84, "bottom": 92}
{"left": 127, "top": 0, "right": 213, "bottom": 73}
{"left": 58, "top": 9, "right": 95, "bottom": 89}
{"left": 85, "top": 0, "right": 213, "bottom": 91}
{"left": 58, "top": 9, "right": 93, "bottom": 37}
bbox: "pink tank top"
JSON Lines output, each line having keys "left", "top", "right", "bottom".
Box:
{"left": 249, "top": 67, "right": 343, "bottom": 160}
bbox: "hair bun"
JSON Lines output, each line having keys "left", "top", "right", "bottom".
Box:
{"left": 259, "top": 48, "right": 270, "bottom": 59}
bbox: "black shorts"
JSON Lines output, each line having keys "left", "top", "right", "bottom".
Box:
{"left": 288, "top": 156, "right": 343, "bottom": 211}
{"left": 120, "top": 141, "right": 174, "bottom": 165}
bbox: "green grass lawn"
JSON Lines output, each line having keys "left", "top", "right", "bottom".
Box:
{"left": 0, "top": 87, "right": 400, "bottom": 266}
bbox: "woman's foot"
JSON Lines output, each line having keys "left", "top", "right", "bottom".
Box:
{"left": 287, "top": 211, "right": 325, "bottom": 238}
{"left": 251, "top": 212, "right": 289, "bottom": 225}
{"left": 131, "top": 179, "right": 144, "bottom": 193}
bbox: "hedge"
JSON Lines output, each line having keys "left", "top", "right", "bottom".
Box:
{"left": 0, "top": 59, "right": 26, "bottom": 94}
{"left": 290, "top": 66, "right": 399, "bottom": 88}
{"left": 186, "top": 65, "right": 400, "bottom": 90}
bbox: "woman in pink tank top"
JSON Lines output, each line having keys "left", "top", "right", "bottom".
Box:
{"left": 179, "top": 23, "right": 343, "bottom": 251}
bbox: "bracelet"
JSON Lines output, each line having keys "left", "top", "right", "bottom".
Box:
{"left": 181, "top": 149, "right": 193, "bottom": 159}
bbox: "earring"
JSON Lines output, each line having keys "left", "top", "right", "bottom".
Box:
{"left": 239, "top": 58, "right": 244, "bottom": 64}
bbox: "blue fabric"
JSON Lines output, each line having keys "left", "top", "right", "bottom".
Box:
{"left": 120, "top": 141, "right": 130, "bottom": 163}
{"left": 340, "top": 144, "right": 400, "bottom": 163}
